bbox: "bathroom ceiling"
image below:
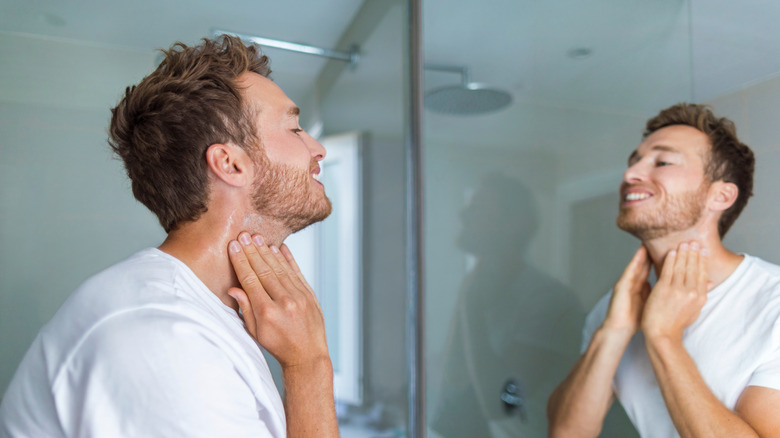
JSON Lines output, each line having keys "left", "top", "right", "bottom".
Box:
{"left": 2, "top": 0, "right": 779, "bottom": 117}
{"left": 0, "top": 0, "right": 366, "bottom": 105}
{"left": 421, "top": 0, "right": 780, "bottom": 113}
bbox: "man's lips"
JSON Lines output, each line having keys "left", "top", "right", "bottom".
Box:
{"left": 625, "top": 192, "right": 651, "bottom": 201}
{"left": 311, "top": 165, "right": 322, "bottom": 183}
{"left": 621, "top": 186, "right": 653, "bottom": 204}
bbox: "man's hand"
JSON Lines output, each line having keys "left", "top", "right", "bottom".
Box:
{"left": 227, "top": 232, "right": 339, "bottom": 437}
{"left": 641, "top": 241, "right": 709, "bottom": 340}
{"left": 603, "top": 245, "right": 652, "bottom": 334}
{"left": 226, "top": 232, "right": 329, "bottom": 368}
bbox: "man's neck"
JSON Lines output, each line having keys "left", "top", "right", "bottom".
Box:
{"left": 158, "top": 212, "right": 290, "bottom": 311}
{"left": 642, "top": 227, "right": 744, "bottom": 289}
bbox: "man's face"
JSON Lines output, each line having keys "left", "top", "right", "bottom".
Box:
{"left": 239, "top": 72, "right": 332, "bottom": 233}
{"left": 617, "top": 125, "right": 712, "bottom": 241}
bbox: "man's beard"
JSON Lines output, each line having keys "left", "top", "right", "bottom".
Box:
{"left": 617, "top": 183, "right": 707, "bottom": 241}
{"left": 251, "top": 154, "right": 332, "bottom": 234}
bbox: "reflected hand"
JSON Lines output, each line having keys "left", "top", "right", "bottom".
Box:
{"left": 603, "top": 245, "right": 652, "bottom": 334}
{"left": 641, "top": 241, "right": 708, "bottom": 341}
{"left": 227, "top": 232, "right": 330, "bottom": 369}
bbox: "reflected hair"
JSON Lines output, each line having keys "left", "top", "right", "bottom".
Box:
{"left": 644, "top": 103, "right": 754, "bottom": 238}
{"left": 108, "top": 35, "right": 271, "bottom": 233}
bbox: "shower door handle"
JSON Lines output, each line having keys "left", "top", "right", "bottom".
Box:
{"left": 500, "top": 379, "right": 527, "bottom": 422}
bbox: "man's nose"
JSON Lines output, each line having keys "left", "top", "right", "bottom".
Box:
{"left": 623, "top": 160, "right": 648, "bottom": 183}
{"left": 306, "top": 133, "right": 327, "bottom": 160}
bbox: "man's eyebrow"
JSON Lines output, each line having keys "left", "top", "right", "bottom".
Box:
{"left": 288, "top": 106, "right": 300, "bottom": 117}
{"left": 628, "top": 150, "right": 639, "bottom": 165}
{"left": 628, "top": 144, "right": 681, "bottom": 164}
{"left": 650, "top": 145, "right": 680, "bottom": 153}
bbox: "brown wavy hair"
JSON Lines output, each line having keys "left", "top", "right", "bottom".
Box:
{"left": 109, "top": 35, "right": 271, "bottom": 232}
{"left": 644, "top": 103, "right": 754, "bottom": 237}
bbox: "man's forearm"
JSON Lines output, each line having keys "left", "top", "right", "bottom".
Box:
{"left": 282, "top": 358, "right": 339, "bottom": 438}
{"left": 646, "top": 336, "right": 758, "bottom": 438}
{"left": 547, "top": 326, "right": 632, "bottom": 438}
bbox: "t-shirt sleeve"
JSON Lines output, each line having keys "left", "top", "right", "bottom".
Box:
{"left": 747, "top": 318, "right": 780, "bottom": 390}
{"left": 581, "top": 290, "right": 612, "bottom": 354}
{"left": 51, "top": 309, "right": 281, "bottom": 438}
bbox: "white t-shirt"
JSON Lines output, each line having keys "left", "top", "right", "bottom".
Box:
{"left": 0, "top": 248, "right": 286, "bottom": 438}
{"left": 582, "top": 254, "right": 780, "bottom": 437}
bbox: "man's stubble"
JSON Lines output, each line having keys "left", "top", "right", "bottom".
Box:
{"left": 251, "top": 151, "right": 332, "bottom": 234}
{"left": 617, "top": 182, "right": 708, "bottom": 241}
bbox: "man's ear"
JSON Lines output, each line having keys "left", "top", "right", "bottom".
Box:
{"left": 205, "top": 143, "right": 252, "bottom": 187}
{"left": 708, "top": 181, "right": 739, "bottom": 212}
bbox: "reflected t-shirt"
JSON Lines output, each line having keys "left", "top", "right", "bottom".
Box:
{"left": 582, "top": 254, "right": 780, "bottom": 438}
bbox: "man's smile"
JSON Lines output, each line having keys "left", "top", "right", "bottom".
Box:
{"left": 622, "top": 186, "right": 654, "bottom": 205}
{"left": 311, "top": 164, "right": 323, "bottom": 184}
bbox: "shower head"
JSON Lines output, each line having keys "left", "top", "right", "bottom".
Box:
{"left": 425, "top": 83, "right": 512, "bottom": 115}
{"left": 424, "top": 64, "right": 512, "bottom": 115}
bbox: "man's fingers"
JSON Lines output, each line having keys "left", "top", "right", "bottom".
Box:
{"left": 684, "top": 242, "right": 701, "bottom": 291}
{"left": 698, "top": 245, "right": 710, "bottom": 293}
{"left": 280, "top": 244, "right": 315, "bottom": 294}
{"left": 240, "top": 234, "right": 277, "bottom": 280}
{"left": 234, "top": 233, "right": 282, "bottom": 297}
{"left": 659, "top": 248, "right": 678, "bottom": 285}
{"left": 227, "top": 287, "right": 257, "bottom": 338}
{"left": 270, "top": 245, "right": 305, "bottom": 288}
{"left": 237, "top": 233, "right": 290, "bottom": 300}
{"left": 274, "top": 244, "right": 315, "bottom": 295}
{"left": 638, "top": 248, "right": 652, "bottom": 281}
{"left": 628, "top": 246, "right": 650, "bottom": 279}
{"left": 641, "top": 281, "right": 652, "bottom": 301}
{"left": 280, "top": 244, "right": 302, "bottom": 274}
{"left": 228, "top": 240, "right": 272, "bottom": 302}
{"left": 270, "top": 243, "right": 296, "bottom": 276}
{"left": 617, "top": 245, "right": 651, "bottom": 288}
{"left": 672, "top": 242, "right": 690, "bottom": 288}
{"left": 246, "top": 234, "right": 289, "bottom": 281}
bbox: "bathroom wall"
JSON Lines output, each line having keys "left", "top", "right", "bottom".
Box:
{"left": 0, "top": 32, "right": 164, "bottom": 393}
{"left": 708, "top": 76, "right": 780, "bottom": 262}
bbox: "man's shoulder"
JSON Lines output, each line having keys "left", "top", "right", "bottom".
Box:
{"left": 78, "top": 247, "right": 179, "bottom": 293}
{"left": 40, "top": 248, "right": 229, "bottom": 370}
{"left": 720, "top": 254, "right": 780, "bottom": 314}
{"left": 735, "top": 254, "right": 780, "bottom": 291}
{"left": 743, "top": 253, "right": 780, "bottom": 276}
{"left": 64, "top": 247, "right": 209, "bottom": 314}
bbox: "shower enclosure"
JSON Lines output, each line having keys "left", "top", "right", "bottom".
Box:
{"left": 417, "top": 0, "right": 780, "bottom": 437}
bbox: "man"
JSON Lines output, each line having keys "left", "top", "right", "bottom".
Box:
{"left": 0, "top": 35, "right": 338, "bottom": 437}
{"left": 547, "top": 103, "right": 780, "bottom": 437}
{"left": 432, "top": 173, "right": 583, "bottom": 437}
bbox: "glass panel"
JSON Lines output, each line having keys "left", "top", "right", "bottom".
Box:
{"left": 0, "top": 2, "right": 408, "bottom": 437}
{"left": 317, "top": 3, "right": 410, "bottom": 434}
{"left": 424, "top": 1, "right": 780, "bottom": 437}
{"left": 422, "top": 2, "right": 692, "bottom": 437}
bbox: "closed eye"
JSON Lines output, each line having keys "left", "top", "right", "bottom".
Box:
{"left": 291, "top": 128, "right": 303, "bottom": 135}
{"left": 656, "top": 161, "right": 671, "bottom": 167}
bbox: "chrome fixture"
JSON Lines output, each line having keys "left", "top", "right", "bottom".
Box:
{"left": 424, "top": 64, "right": 512, "bottom": 115}
{"left": 212, "top": 29, "right": 360, "bottom": 68}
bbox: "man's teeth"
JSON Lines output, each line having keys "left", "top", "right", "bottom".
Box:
{"left": 313, "top": 172, "right": 321, "bottom": 181}
{"left": 625, "top": 192, "right": 650, "bottom": 201}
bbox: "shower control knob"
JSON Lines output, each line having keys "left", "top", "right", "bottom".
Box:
{"left": 500, "top": 379, "right": 527, "bottom": 422}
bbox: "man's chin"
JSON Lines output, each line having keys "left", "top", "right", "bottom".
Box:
{"left": 316, "top": 197, "right": 333, "bottom": 221}
{"left": 617, "top": 219, "right": 668, "bottom": 241}
{"left": 311, "top": 203, "right": 333, "bottom": 225}
{"left": 288, "top": 198, "right": 333, "bottom": 234}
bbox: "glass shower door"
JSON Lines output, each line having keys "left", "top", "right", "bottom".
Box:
{"left": 422, "top": 1, "right": 693, "bottom": 436}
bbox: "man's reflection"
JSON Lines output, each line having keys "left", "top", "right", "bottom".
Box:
{"left": 432, "top": 173, "right": 584, "bottom": 437}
